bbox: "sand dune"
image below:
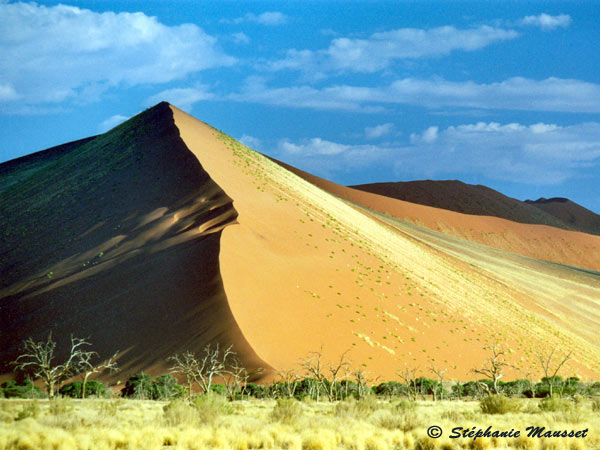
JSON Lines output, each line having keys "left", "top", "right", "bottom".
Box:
{"left": 276, "top": 160, "right": 600, "bottom": 272}
{"left": 0, "top": 103, "right": 267, "bottom": 382}
{"left": 1, "top": 102, "right": 598, "bottom": 387}
{"left": 172, "top": 106, "right": 600, "bottom": 380}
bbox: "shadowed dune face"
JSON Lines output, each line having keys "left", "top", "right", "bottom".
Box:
{"left": 0, "top": 103, "right": 268, "bottom": 380}
{"left": 172, "top": 106, "right": 600, "bottom": 381}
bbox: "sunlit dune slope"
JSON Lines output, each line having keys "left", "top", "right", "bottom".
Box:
{"left": 0, "top": 102, "right": 267, "bottom": 381}
{"left": 172, "top": 106, "right": 600, "bottom": 380}
{"left": 275, "top": 160, "right": 600, "bottom": 273}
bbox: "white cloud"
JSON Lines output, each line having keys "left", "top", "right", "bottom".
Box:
{"left": 225, "top": 12, "right": 287, "bottom": 26}
{"left": 274, "top": 122, "right": 600, "bottom": 186}
{"left": 411, "top": 126, "right": 438, "bottom": 144}
{"left": 231, "top": 77, "right": 600, "bottom": 114}
{"left": 266, "top": 25, "right": 518, "bottom": 74}
{"left": 231, "top": 32, "right": 250, "bottom": 44}
{"left": 276, "top": 138, "right": 392, "bottom": 176}
{"left": 365, "top": 123, "right": 394, "bottom": 139}
{"left": 239, "top": 135, "right": 262, "bottom": 149}
{"left": 521, "top": 13, "right": 572, "bottom": 30}
{"left": 0, "top": 83, "right": 18, "bottom": 101}
{"left": 400, "top": 122, "right": 600, "bottom": 185}
{"left": 99, "top": 114, "right": 129, "bottom": 132}
{"left": 0, "top": 3, "right": 233, "bottom": 108}
{"left": 146, "top": 86, "right": 214, "bottom": 112}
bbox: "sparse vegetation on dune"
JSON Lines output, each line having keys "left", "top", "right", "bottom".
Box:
{"left": 0, "top": 397, "right": 599, "bottom": 449}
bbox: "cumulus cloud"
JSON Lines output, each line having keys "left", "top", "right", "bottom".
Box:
{"left": 521, "top": 13, "right": 572, "bottom": 30}
{"left": 274, "top": 122, "right": 600, "bottom": 185}
{"left": 230, "top": 77, "right": 600, "bottom": 114}
{"left": 400, "top": 122, "right": 600, "bottom": 185}
{"left": 224, "top": 12, "right": 287, "bottom": 26}
{"left": 276, "top": 138, "right": 394, "bottom": 177}
{"left": 99, "top": 114, "right": 129, "bottom": 132}
{"left": 365, "top": 123, "right": 394, "bottom": 139}
{"left": 145, "top": 85, "right": 214, "bottom": 112}
{"left": 239, "top": 135, "right": 262, "bottom": 149}
{"left": 0, "top": 3, "right": 233, "bottom": 108}
{"left": 266, "top": 25, "right": 518, "bottom": 74}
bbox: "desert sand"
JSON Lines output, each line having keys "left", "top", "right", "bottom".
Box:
{"left": 1, "top": 102, "right": 598, "bottom": 386}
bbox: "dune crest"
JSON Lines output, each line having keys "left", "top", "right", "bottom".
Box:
{"left": 171, "top": 105, "right": 600, "bottom": 380}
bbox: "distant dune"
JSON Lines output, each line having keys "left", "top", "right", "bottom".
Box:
{"left": 1, "top": 103, "right": 599, "bottom": 385}
{"left": 352, "top": 180, "right": 600, "bottom": 236}
{"left": 525, "top": 197, "right": 600, "bottom": 236}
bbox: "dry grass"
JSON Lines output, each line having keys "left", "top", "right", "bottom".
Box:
{"left": 0, "top": 397, "right": 598, "bottom": 449}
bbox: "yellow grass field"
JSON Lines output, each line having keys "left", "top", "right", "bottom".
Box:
{"left": 1, "top": 396, "right": 598, "bottom": 450}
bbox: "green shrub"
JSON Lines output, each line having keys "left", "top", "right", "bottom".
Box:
{"left": 152, "top": 374, "right": 185, "bottom": 400}
{"left": 121, "top": 373, "right": 153, "bottom": 399}
{"left": 592, "top": 397, "right": 600, "bottom": 412}
{"left": 245, "top": 383, "right": 269, "bottom": 399}
{"left": 538, "top": 395, "right": 574, "bottom": 412}
{"left": 270, "top": 397, "right": 302, "bottom": 424}
{"left": 192, "top": 393, "right": 233, "bottom": 423}
{"left": 479, "top": 395, "right": 521, "bottom": 414}
{"left": 59, "top": 380, "right": 106, "bottom": 398}
{"left": 0, "top": 379, "right": 43, "bottom": 398}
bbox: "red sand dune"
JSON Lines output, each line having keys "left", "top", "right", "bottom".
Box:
{"left": 1, "top": 103, "right": 598, "bottom": 388}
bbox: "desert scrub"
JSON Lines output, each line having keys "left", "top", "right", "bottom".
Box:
{"left": 538, "top": 395, "right": 575, "bottom": 412}
{"left": 334, "top": 395, "right": 379, "bottom": 419}
{"left": 192, "top": 393, "right": 233, "bottom": 423}
{"left": 163, "top": 400, "right": 199, "bottom": 426}
{"left": 270, "top": 397, "right": 303, "bottom": 424}
{"left": 480, "top": 394, "right": 522, "bottom": 414}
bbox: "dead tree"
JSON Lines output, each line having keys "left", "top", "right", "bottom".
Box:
{"left": 326, "top": 350, "right": 351, "bottom": 401}
{"left": 471, "top": 338, "right": 512, "bottom": 395}
{"left": 11, "top": 333, "right": 96, "bottom": 398}
{"left": 276, "top": 369, "right": 301, "bottom": 398}
{"left": 398, "top": 367, "right": 419, "bottom": 401}
{"left": 169, "top": 343, "right": 235, "bottom": 399}
{"left": 352, "top": 367, "right": 375, "bottom": 399}
{"left": 301, "top": 348, "right": 327, "bottom": 401}
{"left": 78, "top": 350, "right": 119, "bottom": 398}
{"left": 429, "top": 364, "right": 448, "bottom": 401}
{"left": 222, "top": 356, "right": 249, "bottom": 400}
{"left": 536, "top": 347, "right": 572, "bottom": 397}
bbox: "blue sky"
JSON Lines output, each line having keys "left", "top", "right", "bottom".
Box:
{"left": 1, "top": 1, "right": 599, "bottom": 212}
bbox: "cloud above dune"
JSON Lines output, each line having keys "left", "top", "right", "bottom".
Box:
{"left": 224, "top": 12, "right": 287, "bottom": 26}
{"left": 265, "top": 25, "right": 518, "bottom": 74}
{"left": 0, "top": 2, "right": 233, "bottom": 108}
{"left": 521, "top": 13, "right": 572, "bottom": 30}
{"left": 231, "top": 76, "right": 600, "bottom": 114}
{"left": 275, "top": 122, "right": 600, "bottom": 186}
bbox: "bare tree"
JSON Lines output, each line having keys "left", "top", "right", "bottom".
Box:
{"left": 169, "top": 343, "right": 235, "bottom": 399}
{"left": 300, "top": 348, "right": 327, "bottom": 401}
{"left": 471, "top": 338, "right": 512, "bottom": 395}
{"left": 326, "top": 350, "right": 351, "bottom": 401}
{"left": 536, "top": 347, "right": 572, "bottom": 397}
{"left": 398, "top": 367, "right": 419, "bottom": 401}
{"left": 222, "top": 356, "right": 249, "bottom": 401}
{"left": 352, "top": 367, "right": 375, "bottom": 399}
{"left": 78, "top": 350, "right": 119, "bottom": 398}
{"left": 429, "top": 364, "right": 448, "bottom": 401}
{"left": 276, "top": 369, "right": 301, "bottom": 398}
{"left": 11, "top": 333, "right": 96, "bottom": 398}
